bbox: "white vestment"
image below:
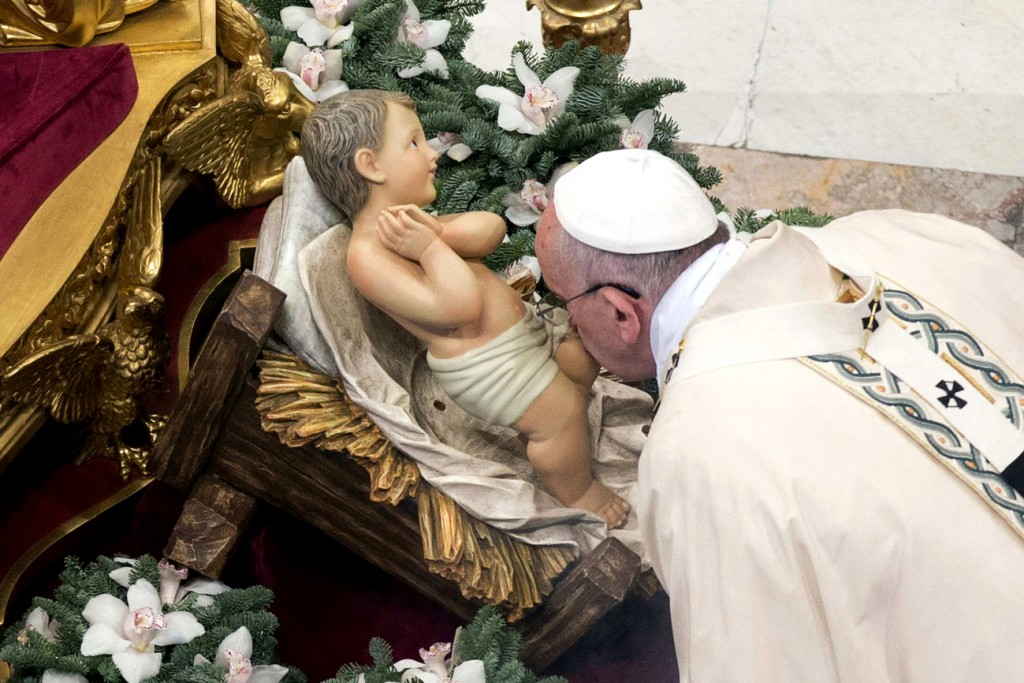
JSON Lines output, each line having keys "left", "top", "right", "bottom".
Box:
{"left": 638, "top": 210, "right": 1024, "bottom": 681}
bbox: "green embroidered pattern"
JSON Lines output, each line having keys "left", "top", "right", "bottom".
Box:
{"left": 804, "top": 284, "right": 1024, "bottom": 538}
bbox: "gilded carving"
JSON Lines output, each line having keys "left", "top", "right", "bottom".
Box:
{"left": 0, "top": 63, "right": 219, "bottom": 474}
{"left": 0, "top": 0, "right": 161, "bottom": 47}
{"left": 527, "top": 0, "right": 642, "bottom": 54}
{"left": 2, "top": 287, "right": 170, "bottom": 478}
{"left": 254, "top": 350, "right": 575, "bottom": 621}
{"left": 162, "top": 0, "right": 313, "bottom": 208}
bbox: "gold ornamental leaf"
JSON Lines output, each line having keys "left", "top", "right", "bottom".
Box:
{"left": 2, "top": 334, "right": 112, "bottom": 423}
{"left": 162, "top": 91, "right": 264, "bottom": 207}
{"left": 215, "top": 0, "right": 272, "bottom": 67}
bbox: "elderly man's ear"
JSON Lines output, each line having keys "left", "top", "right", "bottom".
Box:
{"left": 601, "top": 288, "right": 645, "bottom": 345}
{"left": 354, "top": 148, "right": 386, "bottom": 184}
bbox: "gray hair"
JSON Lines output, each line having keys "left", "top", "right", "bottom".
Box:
{"left": 544, "top": 212, "right": 730, "bottom": 303}
{"left": 302, "top": 90, "right": 416, "bottom": 224}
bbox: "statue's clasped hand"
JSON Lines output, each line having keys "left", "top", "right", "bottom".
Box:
{"left": 377, "top": 207, "right": 440, "bottom": 261}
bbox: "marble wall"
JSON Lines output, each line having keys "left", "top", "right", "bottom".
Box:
{"left": 463, "top": 1, "right": 1024, "bottom": 178}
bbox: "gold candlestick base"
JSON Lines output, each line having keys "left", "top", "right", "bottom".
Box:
{"left": 526, "top": 0, "right": 642, "bottom": 54}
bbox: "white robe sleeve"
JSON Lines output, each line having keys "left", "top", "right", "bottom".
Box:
{"left": 639, "top": 413, "right": 844, "bottom": 682}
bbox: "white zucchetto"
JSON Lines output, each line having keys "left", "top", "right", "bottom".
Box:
{"left": 553, "top": 149, "right": 719, "bottom": 254}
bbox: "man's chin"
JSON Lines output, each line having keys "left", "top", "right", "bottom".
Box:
{"left": 596, "top": 358, "right": 656, "bottom": 384}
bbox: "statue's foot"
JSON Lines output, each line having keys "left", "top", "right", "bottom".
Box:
{"left": 571, "top": 480, "right": 631, "bottom": 529}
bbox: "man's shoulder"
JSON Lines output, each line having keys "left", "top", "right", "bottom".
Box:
{"left": 823, "top": 209, "right": 1001, "bottom": 252}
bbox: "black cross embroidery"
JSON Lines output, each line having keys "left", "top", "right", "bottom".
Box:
{"left": 861, "top": 298, "right": 881, "bottom": 331}
{"left": 936, "top": 379, "right": 967, "bottom": 409}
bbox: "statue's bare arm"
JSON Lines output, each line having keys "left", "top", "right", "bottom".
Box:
{"left": 349, "top": 209, "right": 484, "bottom": 329}
{"left": 388, "top": 204, "right": 506, "bottom": 259}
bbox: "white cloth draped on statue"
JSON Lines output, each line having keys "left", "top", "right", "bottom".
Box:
{"left": 253, "top": 157, "right": 652, "bottom": 560}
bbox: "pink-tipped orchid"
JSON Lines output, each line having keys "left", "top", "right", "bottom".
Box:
{"left": 395, "top": 0, "right": 451, "bottom": 78}
{"left": 428, "top": 132, "right": 473, "bottom": 161}
{"left": 476, "top": 53, "right": 579, "bottom": 135}
{"left": 617, "top": 109, "right": 656, "bottom": 149}
{"left": 503, "top": 179, "right": 548, "bottom": 227}
{"left": 80, "top": 579, "right": 204, "bottom": 683}
{"left": 109, "top": 558, "right": 229, "bottom": 608}
{"left": 394, "top": 641, "right": 486, "bottom": 683}
{"left": 277, "top": 42, "right": 349, "bottom": 103}
{"left": 280, "top": 0, "right": 358, "bottom": 48}
{"left": 501, "top": 163, "right": 576, "bottom": 228}
{"left": 193, "top": 626, "right": 288, "bottom": 683}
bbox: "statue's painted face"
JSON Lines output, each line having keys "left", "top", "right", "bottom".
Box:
{"left": 374, "top": 102, "right": 440, "bottom": 207}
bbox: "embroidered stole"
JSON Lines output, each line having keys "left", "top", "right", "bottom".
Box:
{"left": 798, "top": 280, "right": 1024, "bottom": 544}
{"left": 664, "top": 224, "right": 1024, "bottom": 545}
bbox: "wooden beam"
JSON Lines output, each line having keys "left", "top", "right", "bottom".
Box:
{"left": 517, "top": 536, "right": 641, "bottom": 670}
{"left": 165, "top": 473, "right": 258, "bottom": 578}
{"left": 151, "top": 271, "right": 284, "bottom": 491}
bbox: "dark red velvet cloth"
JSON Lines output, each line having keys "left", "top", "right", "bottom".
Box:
{"left": 0, "top": 43, "right": 137, "bottom": 257}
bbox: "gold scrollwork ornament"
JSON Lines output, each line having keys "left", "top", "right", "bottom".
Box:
{"left": 526, "top": 0, "right": 642, "bottom": 54}
{"left": 0, "top": 0, "right": 161, "bottom": 47}
{"left": 161, "top": 0, "right": 313, "bottom": 208}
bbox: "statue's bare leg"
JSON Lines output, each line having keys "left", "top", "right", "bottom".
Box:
{"left": 516, "top": 372, "right": 631, "bottom": 529}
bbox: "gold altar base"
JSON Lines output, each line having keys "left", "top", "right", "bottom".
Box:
{"left": 527, "top": 0, "right": 641, "bottom": 54}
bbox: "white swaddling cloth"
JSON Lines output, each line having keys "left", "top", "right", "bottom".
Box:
{"left": 427, "top": 308, "right": 566, "bottom": 426}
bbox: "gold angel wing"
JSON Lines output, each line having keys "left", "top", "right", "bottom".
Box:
{"left": 215, "top": 0, "right": 272, "bottom": 68}
{"left": 118, "top": 155, "right": 162, "bottom": 288}
{"left": 2, "top": 334, "right": 113, "bottom": 423}
{"left": 254, "top": 350, "right": 575, "bottom": 620}
{"left": 162, "top": 89, "right": 264, "bottom": 208}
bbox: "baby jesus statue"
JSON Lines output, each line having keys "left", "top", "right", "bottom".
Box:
{"left": 302, "top": 90, "right": 630, "bottom": 528}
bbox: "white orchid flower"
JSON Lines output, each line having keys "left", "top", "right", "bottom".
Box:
{"left": 109, "top": 558, "right": 229, "bottom": 608}
{"left": 503, "top": 178, "right": 548, "bottom": 227}
{"left": 395, "top": 0, "right": 450, "bottom": 78}
{"left": 280, "top": 0, "right": 358, "bottom": 48}
{"left": 427, "top": 132, "right": 473, "bottom": 161}
{"left": 193, "top": 626, "right": 288, "bottom": 683}
{"left": 617, "top": 109, "right": 656, "bottom": 149}
{"left": 40, "top": 672, "right": 88, "bottom": 683}
{"left": 22, "top": 607, "right": 61, "bottom": 643}
{"left": 80, "top": 579, "right": 205, "bottom": 683}
{"left": 394, "top": 642, "right": 486, "bottom": 683}
{"left": 276, "top": 42, "right": 349, "bottom": 103}
{"left": 476, "top": 53, "right": 579, "bottom": 136}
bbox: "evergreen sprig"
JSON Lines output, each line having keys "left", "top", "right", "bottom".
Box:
{"left": 732, "top": 206, "right": 834, "bottom": 234}
{"left": 0, "top": 555, "right": 305, "bottom": 683}
{"left": 323, "top": 606, "right": 567, "bottom": 683}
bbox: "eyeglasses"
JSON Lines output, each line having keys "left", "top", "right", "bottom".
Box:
{"left": 536, "top": 282, "right": 642, "bottom": 320}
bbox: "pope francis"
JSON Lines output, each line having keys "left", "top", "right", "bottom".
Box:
{"left": 535, "top": 149, "right": 1024, "bottom": 681}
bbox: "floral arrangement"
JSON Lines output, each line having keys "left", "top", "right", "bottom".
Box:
{"left": 0, "top": 555, "right": 304, "bottom": 683}
{"left": 1, "top": 555, "right": 564, "bottom": 683}
{"left": 324, "top": 606, "right": 564, "bottom": 683}
{"left": 242, "top": 0, "right": 740, "bottom": 272}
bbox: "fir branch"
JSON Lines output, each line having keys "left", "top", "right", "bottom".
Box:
{"left": 435, "top": 0, "right": 487, "bottom": 18}
{"left": 368, "top": 636, "right": 395, "bottom": 667}
{"left": 774, "top": 206, "right": 834, "bottom": 226}
{"left": 483, "top": 229, "right": 535, "bottom": 272}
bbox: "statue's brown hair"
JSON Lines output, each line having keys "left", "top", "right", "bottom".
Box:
{"left": 302, "top": 90, "right": 416, "bottom": 224}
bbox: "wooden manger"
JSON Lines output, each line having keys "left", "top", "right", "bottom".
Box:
{"left": 149, "top": 266, "right": 649, "bottom": 670}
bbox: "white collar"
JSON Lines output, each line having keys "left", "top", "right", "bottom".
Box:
{"left": 650, "top": 238, "right": 748, "bottom": 389}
